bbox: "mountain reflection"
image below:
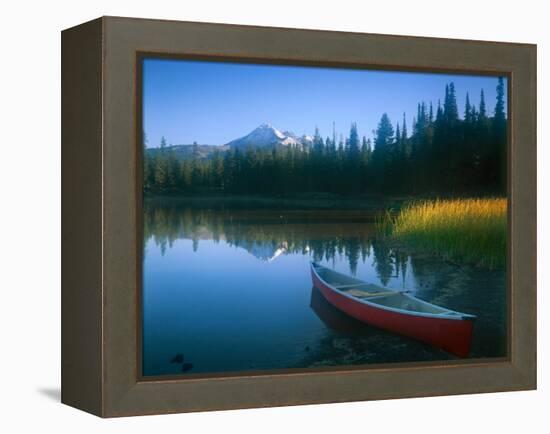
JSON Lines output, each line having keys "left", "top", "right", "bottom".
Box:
{"left": 144, "top": 200, "right": 413, "bottom": 283}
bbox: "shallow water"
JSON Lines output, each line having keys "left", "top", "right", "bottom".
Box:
{"left": 142, "top": 202, "right": 507, "bottom": 376}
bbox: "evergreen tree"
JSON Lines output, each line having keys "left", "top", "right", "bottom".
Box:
{"left": 313, "top": 126, "right": 324, "bottom": 155}
{"left": 395, "top": 122, "right": 401, "bottom": 149}
{"left": 332, "top": 121, "right": 337, "bottom": 153}
{"left": 338, "top": 134, "right": 344, "bottom": 155}
{"left": 372, "top": 114, "right": 395, "bottom": 190}
{"left": 167, "top": 149, "right": 180, "bottom": 189}
{"left": 181, "top": 159, "right": 192, "bottom": 190}
{"left": 374, "top": 114, "right": 395, "bottom": 151}
{"left": 154, "top": 154, "right": 168, "bottom": 189}
{"left": 151, "top": 137, "right": 169, "bottom": 190}
{"left": 465, "top": 92, "right": 472, "bottom": 123}
{"left": 326, "top": 136, "right": 335, "bottom": 155}
{"left": 348, "top": 122, "right": 360, "bottom": 158}
{"left": 361, "top": 136, "right": 368, "bottom": 155}
{"left": 479, "top": 89, "right": 487, "bottom": 121}
{"left": 493, "top": 77, "right": 507, "bottom": 194}
{"left": 444, "top": 82, "right": 459, "bottom": 123}
{"left": 212, "top": 150, "right": 224, "bottom": 190}
{"left": 493, "top": 77, "right": 506, "bottom": 127}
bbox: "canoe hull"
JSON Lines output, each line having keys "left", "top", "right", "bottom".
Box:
{"left": 311, "top": 268, "right": 474, "bottom": 357}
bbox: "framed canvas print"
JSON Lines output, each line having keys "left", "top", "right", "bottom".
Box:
{"left": 61, "top": 16, "right": 536, "bottom": 417}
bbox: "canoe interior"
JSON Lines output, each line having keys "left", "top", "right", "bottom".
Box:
{"left": 312, "top": 263, "right": 460, "bottom": 316}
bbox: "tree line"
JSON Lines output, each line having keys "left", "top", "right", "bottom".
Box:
{"left": 143, "top": 78, "right": 507, "bottom": 197}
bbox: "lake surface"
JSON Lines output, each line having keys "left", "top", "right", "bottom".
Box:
{"left": 142, "top": 200, "right": 507, "bottom": 376}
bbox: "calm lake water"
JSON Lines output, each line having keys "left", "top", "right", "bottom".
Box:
{"left": 142, "top": 200, "right": 507, "bottom": 376}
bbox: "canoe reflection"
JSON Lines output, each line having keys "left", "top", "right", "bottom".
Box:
{"left": 310, "top": 286, "right": 376, "bottom": 336}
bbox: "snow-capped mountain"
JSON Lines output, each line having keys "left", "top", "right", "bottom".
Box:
{"left": 144, "top": 124, "right": 313, "bottom": 161}
{"left": 226, "top": 123, "right": 311, "bottom": 149}
{"left": 283, "top": 130, "right": 314, "bottom": 147}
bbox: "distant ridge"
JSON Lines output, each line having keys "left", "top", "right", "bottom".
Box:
{"left": 145, "top": 123, "right": 313, "bottom": 160}
{"left": 145, "top": 143, "right": 229, "bottom": 160}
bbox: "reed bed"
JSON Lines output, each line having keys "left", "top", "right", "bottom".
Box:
{"left": 377, "top": 198, "right": 507, "bottom": 268}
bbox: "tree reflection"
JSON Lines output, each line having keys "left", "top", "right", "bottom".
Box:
{"left": 371, "top": 238, "right": 394, "bottom": 286}
{"left": 144, "top": 200, "right": 415, "bottom": 283}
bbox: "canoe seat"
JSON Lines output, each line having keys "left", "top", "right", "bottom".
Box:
{"left": 346, "top": 289, "right": 397, "bottom": 298}
{"left": 334, "top": 283, "right": 373, "bottom": 289}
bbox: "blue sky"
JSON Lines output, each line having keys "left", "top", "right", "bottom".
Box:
{"left": 142, "top": 58, "right": 506, "bottom": 148}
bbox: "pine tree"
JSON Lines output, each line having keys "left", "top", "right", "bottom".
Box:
{"left": 416, "top": 103, "right": 422, "bottom": 132}
{"left": 361, "top": 136, "right": 368, "bottom": 154}
{"left": 167, "top": 149, "right": 180, "bottom": 189}
{"left": 325, "top": 136, "right": 335, "bottom": 154}
{"left": 444, "top": 82, "right": 459, "bottom": 122}
{"left": 478, "top": 89, "right": 487, "bottom": 121}
{"left": 150, "top": 136, "right": 169, "bottom": 190}
{"left": 374, "top": 114, "right": 395, "bottom": 151}
{"left": 493, "top": 77, "right": 507, "bottom": 194}
{"left": 394, "top": 122, "right": 401, "bottom": 161}
{"left": 371, "top": 114, "right": 394, "bottom": 192}
{"left": 468, "top": 104, "right": 476, "bottom": 123}
{"left": 212, "top": 150, "right": 224, "bottom": 191}
{"left": 443, "top": 85, "right": 449, "bottom": 121}
{"left": 338, "top": 134, "right": 344, "bottom": 155}
{"left": 493, "top": 77, "right": 506, "bottom": 126}
{"left": 332, "top": 121, "right": 337, "bottom": 152}
{"left": 421, "top": 102, "right": 427, "bottom": 128}
{"left": 348, "top": 122, "right": 360, "bottom": 158}
{"left": 143, "top": 138, "right": 151, "bottom": 190}
{"left": 181, "top": 159, "right": 192, "bottom": 190}
{"left": 313, "top": 126, "right": 324, "bottom": 154}
{"left": 430, "top": 99, "right": 446, "bottom": 190}
{"left": 154, "top": 153, "right": 168, "bottom": 189}
{"left": 465, "top": 92, "right": 472, "bottom": 123}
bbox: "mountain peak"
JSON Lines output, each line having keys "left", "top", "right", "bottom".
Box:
{"left": 226, "top": 123, "right": 307, "bottom": 149}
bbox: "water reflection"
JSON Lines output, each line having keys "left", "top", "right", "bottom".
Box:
{"left": 144, "top": 202, "right": 406, "bottom": 280}
{"left": 142, "top": 200, "right": 507, "bottom": 376}
{"left": 310, "top": 286, "right": 368, "bottom": 335}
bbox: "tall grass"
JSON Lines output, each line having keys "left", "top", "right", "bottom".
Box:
{"left": 378, "top": 198, "right": 507, "bottom": 268}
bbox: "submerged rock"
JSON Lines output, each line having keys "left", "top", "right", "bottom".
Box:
{"left": 181, "top": 362, "right": 194, "bottom": 373}
{"left": 170, "top": 353, "right": 184, "bottom": 364}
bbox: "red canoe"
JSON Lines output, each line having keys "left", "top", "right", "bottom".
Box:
{"left": 310, "top": 262, "right": 475, "bottom": 357}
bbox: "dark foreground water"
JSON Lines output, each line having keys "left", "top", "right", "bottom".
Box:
{"left": 142, "top": 201, "right": 507, "bottom": 376}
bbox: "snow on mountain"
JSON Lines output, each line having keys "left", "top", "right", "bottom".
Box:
{"left": 282, "top": 130, "right": 313, "bottom": 147}
{"left": 301, "top": 135, "right": 314, "bottom": 146}
{"left": 145, "top": 124, "right": 313, "bottom": 161}
{"left": 226, "top": 123, "right": 310, "bottom": 149}
{"left": 242, "top": 240, "right": 289, "bottom": 262}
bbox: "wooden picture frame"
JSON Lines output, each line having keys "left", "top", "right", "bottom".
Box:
{"left": 61, "top": 16, "right": 536, "bottom": 417}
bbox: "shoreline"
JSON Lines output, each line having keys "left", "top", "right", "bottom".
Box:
{"left": 143, "top": 193, "right": 406, "bottom": 210}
